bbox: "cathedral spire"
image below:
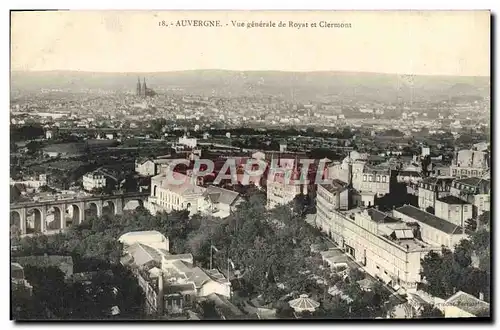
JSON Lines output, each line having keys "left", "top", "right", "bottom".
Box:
{"left": 136, "top": 77, "right": 142, "bottom": 96}
{"left": 142, "top": 77, "right": 147, "bottom": 97}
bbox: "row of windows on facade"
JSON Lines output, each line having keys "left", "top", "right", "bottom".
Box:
{"left": 362, "top": 174, "right": 388, "bottom": 183}
{"left": 439, "top": 205, "right": 468, "bottom": 212}
{"left": 343, "top": 231, "right": 407, "bottom": 275}
{"left": 421, "top": 184, "right": 449, "bottom": 192}
{"left": 319, "top": 212, "right": 419, "bottom": 262}
{"left": 452, "top": 169, "right": 482, "bottom": 176}
{"left": 452, "top": 182, "right": 478, "bottom": 193}
{"left": 159, "top": 191, "right": 181, "bottom": 205}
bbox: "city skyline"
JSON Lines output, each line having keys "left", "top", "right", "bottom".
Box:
{"left": 11, "top": 10, "right": 490, "bottom": 76}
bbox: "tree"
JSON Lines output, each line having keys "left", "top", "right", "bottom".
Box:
{"left": 276, "top": 301, "right": 295, "bottom": 319}
{"left": 421, "top": 155, "right": 432, "bottom": 177}
{"left": 348, "top": 268, "right": 365, "bottom": 282}
{"left": 199, "top": 300, "right": 220, "bottom": 320}
{"left": 453, "top": 239, "right": 473, "bottom": 268}
{"left": 418, "top": 305, "right": 444, "bottom": 318}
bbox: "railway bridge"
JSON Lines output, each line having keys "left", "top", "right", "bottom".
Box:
{"left": 10, "top": 192, "right": 149, "bottom": 235}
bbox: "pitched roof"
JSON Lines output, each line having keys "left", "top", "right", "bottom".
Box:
{"left": 320, "top": 179, "right": 348, "bottom": 194}
{"left": 206, "top": 293, "right": 245, "bottom": 318}
{"left": 437, "top": 195, "right": 470, "bottom": 205}
{"left": 367, "top": 208, "right": 400, "bottom": 224}
{"left": 420, "top": 177, "right": 454, "bottom": 186}
{"left": 395, "top": 205, "right": 466, "bottom": 235}
{"left": 164, "top": 282, "right": 196, "bottom": 294}
{"left": 162, "top": 253, "right": 194, "bottom": 261}
{"left": 288, "top": 294, "right": 320, "bottom": 311}
{"left": 202, "top": 186, "right": 240, "bottom": 206}
{"left": 445, "top": 291, "right": 490, "bottom": 316}
{"left": 188, "top": 267, "right": 212, "bottom": 288}
{"left": 125, "top": 242, "right": 163, "bottom": 266}
{"left": 454, "top": 177, "right": 484, "bottom": 187}
{"left": 398, "top": 170, "right": 422, "bottom": 177}
{"left": 153, "top": 172, "right": 205, "bottom": 196}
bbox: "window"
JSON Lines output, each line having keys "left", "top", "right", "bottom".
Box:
{"left": 376, "top": 175, "right": 380, "bottom": 182}
{"left": 369, "top": 175, "right": 373, "bottom": 182}
{"left": 464, "top": 205, "right": 468, "bottom": 212}
{"left": 382, "top": 176, "right": 386, "bottom": 183}
{"left": 363, "top": 175, "right": 367, "bottom": 182}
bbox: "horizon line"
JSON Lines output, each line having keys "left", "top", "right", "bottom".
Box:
{"left": 10, "top": 69, "right": 491, "bottom": 79}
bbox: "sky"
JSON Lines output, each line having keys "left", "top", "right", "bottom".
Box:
{"left": 10, "top": 10, "right": 490, "bottom": 76}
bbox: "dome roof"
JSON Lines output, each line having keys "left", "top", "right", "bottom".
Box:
{"left": 288, "top": 294, "right": 320, "bottom": 312}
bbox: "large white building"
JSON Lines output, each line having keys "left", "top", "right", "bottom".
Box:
{"left": 393, "top": 205, "right": 469, "bottom": 249}
{"left": 83, "top": 170, "right": 107, "bottom": 192}
{"left": 266, "top": 172, "right": 307, "bottom": 209}
{"left": 316, "top": 179, "right": 350, "bottom": 219}
{"left": 314, "top": 207, "right": 440, "bottom": 291}
{"left": 135, "top": 158, "right": 176, "bottom": 177}
{"left": 434, "top": 196, "right": 473, "bottom": 227}
{"left": 121, "top": 241, "right": 231, "bottom": 316}
{"left": 450, "top": 147, "right": 490, "bottom": 178}
{"left": 449, "top": 177, "right": 491, "bottom": 218}
{"left": 146, "top": 172, "right": 205, "bottom": 216}
{"left": 417, "top": 177, "right": 454, "bottom": 212}
{"left": 327, "top": 151, "right": 393, "bottom": 199}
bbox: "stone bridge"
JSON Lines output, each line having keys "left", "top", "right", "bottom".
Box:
{"left": 10, "top": 192, "right": 149, "bottom": 235}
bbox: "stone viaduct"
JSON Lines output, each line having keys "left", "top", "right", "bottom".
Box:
{"left": 10, "top": 192, "right": 149, "bottom": 235}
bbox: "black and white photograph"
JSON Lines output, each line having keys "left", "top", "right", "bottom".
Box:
{"left": 9, "top": 10, "right": 491, "bottom": 321}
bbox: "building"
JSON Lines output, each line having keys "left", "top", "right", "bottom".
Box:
{"left": 135, "top": 157, "right": 176, "bottom": 177}
{"left": 146, "top": 172, "right": 205, "bottom": 215}
{"left": 10, "top": 174, "right": 47, "bottom": 189}
{"left": 396, "top": 170, "right": 422, "bottom": 195}
{"left": 434, "top": 196, "right": 473, "bottom": 227}
{"left": 316, "top": 180, "right": 350, "bottom": 227}
{"left": 178, "top": 135, "right": 198, "bottom": 149}
{"left": 442, "top": 291, "right": 490, "bottom": 318}
{"left": 393, "top": 205, "right": 468, "bottom": 249}
{"left": 119, "top": 231, "right": 170, "bottom": 251}
{"left": 83, "top": 170, "right": 107, "bottom": 192}
{"left": 449, "top": 177, "right": 490, "bottom": 218}
{"left": 352, "top": 163, "right": 393, "bottom": 198}
{"left": 329, "top": 151, "right": 393, "bottom": 198}
{"left": 198, "top": 186, "right": 242, "bottom": 218}
{"left": 417, "top": 177, "right": 454, "bottom": 212}
{"left": 266, "top": 168, "right": 307, "bottom": 209}
{"left": 136, "top": 159, "right": 157, "bottom": 177}
{"left": 313, "top": 207, "right": 440, "bottom": 291}
{"left": 450, "top": 148, "right": 490, "bottom": 178}
{"left": 11, "top": 263, "right": 33, "bottom": 297}
{"left": 121, "top": 242, "right": 232, "bottom": 317}
{"left": 328, "top": 151, "right": 369, "bottom": 184}
{"left": 136, "top": 77, "right": 156, "bottom": 97}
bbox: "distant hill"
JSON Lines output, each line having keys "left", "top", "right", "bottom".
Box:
{"left": 10, "top": 70, "right": 490, "bottom": 103}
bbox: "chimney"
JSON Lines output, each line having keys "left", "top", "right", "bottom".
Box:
{"left": 157, "top": 273, "right": 164, "bottom": 315}
{"left": 479, "top": 292, "right": 484, "bottom": 301}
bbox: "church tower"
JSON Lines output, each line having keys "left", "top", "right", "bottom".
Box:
{"left": 136, "top": 77, "right": 142, "bottom": 96}
{"left": 142, "top": 78, "right": 147, "bottom": 97}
